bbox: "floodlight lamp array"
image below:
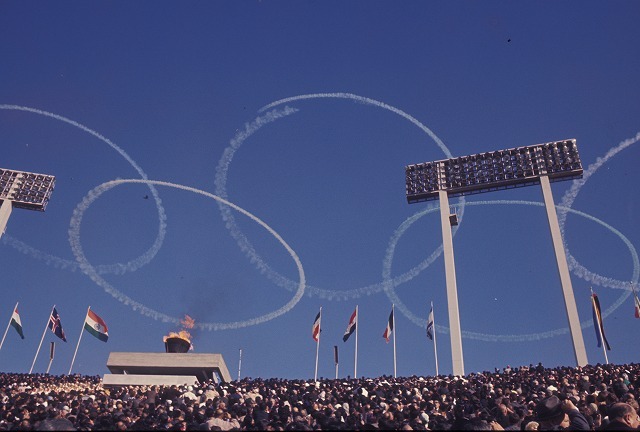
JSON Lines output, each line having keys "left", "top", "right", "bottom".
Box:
{"left": 406, "top": 139, "right": 582, "bottom": 203}
{"left": 0, "top": 168, "right": 56, "bottom": 211}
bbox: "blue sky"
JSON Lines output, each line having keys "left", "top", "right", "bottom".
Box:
{"left": 1, "top": 1, "right": 639, "bottom": 380}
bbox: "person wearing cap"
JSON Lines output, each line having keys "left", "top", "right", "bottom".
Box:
{"left": 602, "top": 402, "right": 640, "bottom": 431}
{"left": 535, "top": 395, "right": 589, "bottom": 430}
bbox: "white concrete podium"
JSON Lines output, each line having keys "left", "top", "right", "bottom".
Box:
{"left": 104, "top": 352, "right": 232, "bottom": 387}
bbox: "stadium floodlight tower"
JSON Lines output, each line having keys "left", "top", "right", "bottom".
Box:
{"left": 405, "top": 139, "right": 588, "bottom": 376}
{"left": 0, "top": 168, "right": 56, "bottom": 239}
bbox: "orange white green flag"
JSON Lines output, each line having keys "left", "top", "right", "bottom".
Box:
{"left": 84, "top": 309, "right": 108, "bottom": 342}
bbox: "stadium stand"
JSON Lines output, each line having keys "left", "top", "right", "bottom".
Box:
{"left": 1, "top": 362, "right": 639, "bottom": 430}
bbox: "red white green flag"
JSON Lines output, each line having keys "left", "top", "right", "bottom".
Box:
{"left": 84, "top": 309, "right": 108, "bottom": 342}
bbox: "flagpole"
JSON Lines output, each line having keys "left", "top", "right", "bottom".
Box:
{"left": 69, "top": 306, "right": 89, "bottom": 375}
{"left": 591, "top": 288, "right": 609, "bottom": 365}
{"left": 30, "top": 305, "right": 54, "bottom": 374}
{"left": 238, "top": 348, "right": 242, "bottom": 381}
{"left": 432, "top": 301, "right": 439, "bottom": 377}
{"left": 392, "top": 304, "right": 397, "bottom": 378}
{"left": 334, "top": 346, "right": 338, "bottom": 380}
{"left": 314, "top": 307, "right": 322, "bottom": 381}
{"left": 0, "top": 302, "right": 18, "bottom": 352}
{"left": 354, "top": 305, "right": 358, "bottom": 379}
{"left": 46, "top": 342, "right": 55, "bottom": 374}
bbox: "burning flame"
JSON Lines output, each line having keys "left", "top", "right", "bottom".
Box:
{"left": 163, "top": 314, "right": 195, "bottom": 350}
{"left": 181, "top": 315, "right": 195, "bottom": 329}
{"left": 163, "top": 330, "right": 192, "bottom": 342}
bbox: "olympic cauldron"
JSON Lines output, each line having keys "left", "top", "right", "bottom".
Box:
{"left": 165, "top": 336, "right": 191, "bottom": 353}
{"left": 103, "top": 317, "right": 231, "bottom": 387}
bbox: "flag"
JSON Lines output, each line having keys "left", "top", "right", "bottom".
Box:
{"left": 84, "top": 309, "right": 109, "bottom": 342}
{"left": 10, "top": 306, "right": 24, "bottom": 340}
{"left": 312, "top": 310, "right": 321, "bottom": 342}
{"left": 633, "top": 287, "right": 640, "bottom": 319}
{"left": 48, "top": 307, "right": 67, "bottom": 342}
{"left": 383, "top": 308, "right": 394, "bottom": 343}
{"left": 343, "top": 308, "right": 357, "bottom": 342}
{"left": 334, "top": 346, "right": 339, "bottom": 365}
{"left": 426, "top": 305, "right": 434, "bottom": 341}
{"left": 591, "top": 293, "right": 611, "bottom": 351}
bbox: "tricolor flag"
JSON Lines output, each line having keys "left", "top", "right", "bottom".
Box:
{"left": 10, "top": 306, "right": 24, "bottom": 340}
{"left": 312, "top": 310, "right": 321, "bottom": 342}
{"left": 383, "top": 308, "right": 394, "bottom": 343}
{"left": 632, "top": 285, "right": 640, "bottom": 319}
{"left": 48, "top": 307, "right": 67, "bottom": 342}
{"left": 591, "top": 292, "right": 611, "bottom": 351}
{"left": 84, "top": 309, "right": 109, "bottom": 342}
{"left": 426, "top": 305, "right": 434, "bottom": 341}
{"left": 343, "top": 308, "right": 357, "bottom": 342}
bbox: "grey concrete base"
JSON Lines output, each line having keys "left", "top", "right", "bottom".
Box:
{"left": 102, "top": 374, "right": 199, "bottom": 388}
{"left": 106, "top": 352, "right": 232, "bottom": 383}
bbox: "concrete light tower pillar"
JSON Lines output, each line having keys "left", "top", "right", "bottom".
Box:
{"left": 438, "top": 189, "right": 465, "bottom": 376}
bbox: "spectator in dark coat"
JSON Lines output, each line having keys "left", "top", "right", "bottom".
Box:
{"left": 602, "top": 402, "right": 640, "bottom": 431}
{"left": 535, "top": 396, "right": 589, "bottom": 430}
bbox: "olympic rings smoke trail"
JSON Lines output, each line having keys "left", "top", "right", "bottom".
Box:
{"left": 382, "top": 200, "right": 639, "bottom": 342}
{"left": 69, "top": 179, "right": 306, "bottom": 330}
{"left": 217, "top": 94, "right": 466, "bottom": 300}
{"left": 8, "top": 101, "right": 636, "bottom": 342}
{"left": 0, "top": 105, "right": 167, "bottom": 275}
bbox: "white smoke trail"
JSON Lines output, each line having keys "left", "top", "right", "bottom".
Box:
{"left": 382, "top": 200, "right": 639, "bottom": 342}
{"left": 1, "top": 235, "right": 79, "bottom": 271}
{"left": 217, "top": 95, "right": 465, "bottom": 300}
{"left": 0, "top": 105, "right": 167, "bottom": 274}
{"left": 259, "top": 92, "right": 455, "bottom": 160}
{"left": 560, "top": 132, "right": 640, "bottom": 221}
{"left": 69, "top": 179, "right": 306, "bottom": 330}
{"left": 558, "top": 132, "right": 640, "bottom": 289}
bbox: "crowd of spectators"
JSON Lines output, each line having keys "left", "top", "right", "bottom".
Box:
{"left": 1, "top": 362, "right": 640, "bottom": 430}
